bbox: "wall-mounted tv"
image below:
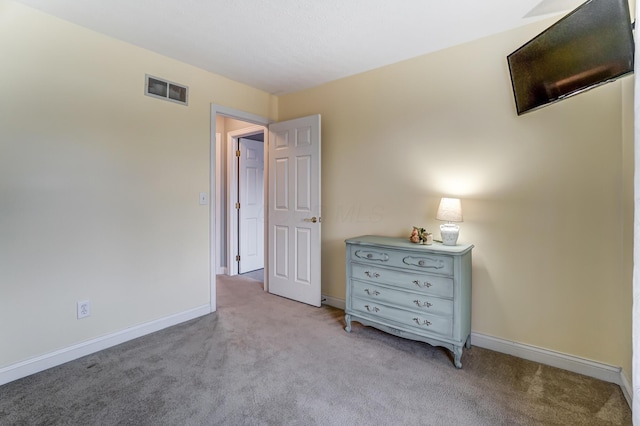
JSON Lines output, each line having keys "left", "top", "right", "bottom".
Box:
{"left": 507, "top": 0, "right": 635, "bottom": 115}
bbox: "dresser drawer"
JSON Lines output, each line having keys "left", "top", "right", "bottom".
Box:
{"left": 351, "top": 262, "right": 453, "bottom": 299}
{"left": 351, "top": 297, "right": 452, "bottom": 337}
{"left": 351, "top": 280, "right": 453, "bottom": 317}
{"left": 350, "top": 245, "right": 453, "bottom": 276}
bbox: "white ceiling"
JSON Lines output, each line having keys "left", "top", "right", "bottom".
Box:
{"left": 15, "top": 0, "right": 581, "bottom": 95}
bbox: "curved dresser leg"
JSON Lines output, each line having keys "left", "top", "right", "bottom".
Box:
{"left": 465, "top": 335, "right": 471, "bottom": 349}
{"left": 453, "top": 346, "right": 463, "bottom": 369}
{"left": 344, "top": 314, "right": 352, "bottom": 332}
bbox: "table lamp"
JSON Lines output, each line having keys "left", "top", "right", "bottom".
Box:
{"left": 436, "top": 197, "right": 463, "bottom": 246}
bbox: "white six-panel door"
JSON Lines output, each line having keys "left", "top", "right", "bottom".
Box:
{"left": 268, "top": 115, "right": 321, "bottom": 307}
{"left": 238, "top": 137, "right": 264, "bottom": 273}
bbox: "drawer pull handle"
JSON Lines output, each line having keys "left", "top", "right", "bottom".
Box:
{"left": 365, "top": 271, "right": 380, "bottom": 278}
{"left": 413, "top": 317, "right": 432, "bottom": 326}
{"left": 364, "top": 289, "right": 380, "bottom": 296}
{"left": 413, "top": 300, "right": 432, "bottom": 308}
{"left": 419, "top": 260, "right": 425, "bottom": 266}
{"left": 355, "top": 250, "right": 389, "bottom": 262}
{"left": 364, "top": 305, "right": 380, "bottom": 313}
{"left": 412, "top": 280, "right": 432, "bottom": 288}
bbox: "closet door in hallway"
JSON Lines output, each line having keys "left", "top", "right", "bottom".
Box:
{"left": 238, "top": 137, "right": 264, "bottom": 273}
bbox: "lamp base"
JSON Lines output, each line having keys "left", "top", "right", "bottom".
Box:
{"left": 440, "top": 223, "right": 459, "bottom": 246}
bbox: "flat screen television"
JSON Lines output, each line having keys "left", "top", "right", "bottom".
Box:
{"left": 507, "top": 0, "right": 635, "bottom": 115}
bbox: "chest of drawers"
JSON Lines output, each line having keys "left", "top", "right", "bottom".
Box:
{"left": 345, "top": 235, "right": 473, "bottom": 368}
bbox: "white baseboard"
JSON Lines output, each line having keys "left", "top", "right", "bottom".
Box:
{"left": 217, "top": 266, "right": 228, "bottom": 275}
{"left": 2, "top": 300, "right": 632, "bottom": 410}
{"left": 471, "top": 332, "right": 632, "bottom": 407}
{"left": 322, "top": 294, "right": 345, "bottom": 310}
{"left": 322, "top": 295, "right": 631, "bottom": 408}
{"left": 619, "top": 370, "right": 632, "bottom": 408}
{"left": 0, "top": 304, "right": 211, "bottom": 387}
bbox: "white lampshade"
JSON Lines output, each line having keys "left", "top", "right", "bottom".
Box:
{"left": 436, "top": 198, "right": 463, "bottom": 246}
{"left": 436, "top": 198, "right": 463, "bottom": 223}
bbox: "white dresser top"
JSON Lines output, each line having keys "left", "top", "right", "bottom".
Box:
{"left": 345, "top": 235, "right": 474, "bottom": 255}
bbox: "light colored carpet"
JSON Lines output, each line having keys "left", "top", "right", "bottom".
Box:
{"left": 0, "top": 274, "right": 631, "bottom": 425}
{"left": 240, "top": 269, "right": 264, "bottom": 282}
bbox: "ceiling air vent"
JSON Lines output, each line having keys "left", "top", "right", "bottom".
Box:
{"left": 145, "top": 74, "right": 188, "bottom": 106}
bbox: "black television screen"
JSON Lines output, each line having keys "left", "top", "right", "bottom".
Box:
{"left": 507, "top": 0, "right": 635, "bottom": 115}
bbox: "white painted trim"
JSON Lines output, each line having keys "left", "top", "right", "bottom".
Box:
{"left": 214, "top": 132, "right": 223, "bottom": 283}
{"left": 0, "top": 305, "right": 210, "bottom": 387}
{"left": 471, "top": 332, "right": 630, "bottom": 406}
{"left": 262, "top": 129, "right": 270, "bottom": 293}
{"left": 322, "top": 294, "right": 345, "bottom": 310}
{"left": 321, "top": 294, "right": 630, "bottom": 407}
{"left": 212, "top": 104, "right": 269, "bottom": 125}
{"left": 227, "top": 126, "right": 267, "bottom": 277}
{"left": 210, "top": 104, "right": 271, "bottom": 295}
{"left": 620, "top": 369, "right": 632, "bottom": 408}
{"left": 209, "top": 127, "right": 217, "bottom": 313}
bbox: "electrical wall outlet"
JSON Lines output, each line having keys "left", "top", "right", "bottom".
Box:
{"left": 77, "top": 300, "right": 90, "bottom": 319}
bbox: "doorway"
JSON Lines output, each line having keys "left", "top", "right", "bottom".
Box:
{"left": 236, "top": 134, "right": 264, "bottom": 275}
{"left": 210, "top": 105, "right": 322, "bottom": 312}
{"left": 226, "top": 125, "right": 267, "bottom": 277}
{"left": 210, "top": 105, "right": 270, "bottom": 312}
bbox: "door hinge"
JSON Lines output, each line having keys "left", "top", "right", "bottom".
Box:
{"left": 236, "top": 255, "right": 240, "bottom": 261}
{"left": 236, "top": 150, "right": 241, "bottom": 157}
{"left": 235, "top": 202, "right": 240, "bottom": 209}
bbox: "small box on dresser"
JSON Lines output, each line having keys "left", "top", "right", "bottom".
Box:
{"left": 344, "top": 235, "right": 474, "bottom": 368}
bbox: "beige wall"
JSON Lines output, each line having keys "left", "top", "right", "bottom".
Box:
{"left": 1, "top": 0, "right": 633, "bottom": 384}
{"left": 279, "top": 19, "right": 633, "bottom": 373}
{"left": 0, "top": 1, "right": 276, "bottom": 367}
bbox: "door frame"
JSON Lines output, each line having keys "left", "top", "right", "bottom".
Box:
{"left": 210, "top": 104, "right": 271, "bottom": 313}
{"left": 227, "top": 126, "right": 266, "bottom": 277}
